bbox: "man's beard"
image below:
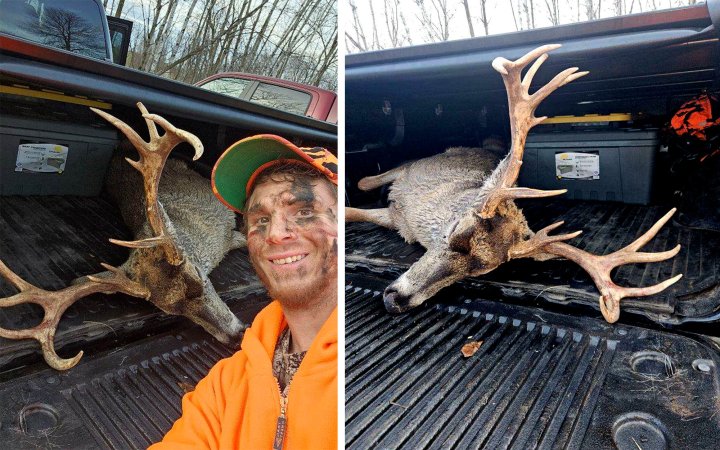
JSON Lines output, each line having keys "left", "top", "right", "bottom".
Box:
{"left": 251, "top": 245, "right": 337, "bottom": 310}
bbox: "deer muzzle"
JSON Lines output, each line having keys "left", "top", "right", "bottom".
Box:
{"left": 383, "top": 247, "right": 468, "bottom": 313}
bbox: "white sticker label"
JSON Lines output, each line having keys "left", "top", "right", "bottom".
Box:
{"left": 555, "top": 152, "right": 599, "bottom": 180}
{"left": 15, "top": 143, "right": 68, "bottom": 173}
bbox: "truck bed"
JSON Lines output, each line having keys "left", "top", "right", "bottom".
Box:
{"left": 0, "top": 195, "right": 267, "bottom": 448}
{"left": 345, "top": 273, "right": 720, "bottom": 449}
{"left": 346, "top": 198, "right": 720, "bottom": 448}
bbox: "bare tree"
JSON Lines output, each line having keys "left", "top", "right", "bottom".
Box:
{"left": 104, "top": 0, "right": 127, "bottom": 17}
{"left": 384, "top": 0, "right": 412, "bottom": 47}
{"left": 479, "top": 0, "right": 491, "bottom": 35}
{"left": 585, "top": 0, "right": 601, "bottom": 20}
{"left": 512, "top": 0, "right": 537, "bottom": 30}
{"left": 346, "top": 0, "right": 371, "bottom": 52}
{"left": 345, "top": 0, "right": 411, "bottom": 52}
{"left": 462, "top": 0, "right": 474, "bottom": 37}
{"left": 113, "top": 0, "right": 336, "bottom": 90}
{"left": 415, "top": 0, "right": 453, "bottom": 42}
{"left": 34, "top": 7, "right": 105, "bottom": 56}
{"left": 546, "top": 0, "right": 561, "bottom": 25}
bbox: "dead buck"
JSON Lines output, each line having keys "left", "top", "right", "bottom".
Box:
{"left": 0, "top": 103, "right": 246, "bottom": 370}
{"left": 346, "top": 45, "right": 682, "bottom": 323}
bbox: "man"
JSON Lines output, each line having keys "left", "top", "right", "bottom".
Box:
{"left": 150, "top": 135, "right": 338, "bottom": 449}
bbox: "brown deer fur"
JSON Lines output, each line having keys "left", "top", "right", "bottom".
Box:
{"left": 103, "top": 152, "right": 246, "bottom": 344}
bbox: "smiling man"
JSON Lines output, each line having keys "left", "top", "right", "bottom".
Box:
{"left": 150, "top": 135, "right": 338, "bottom": 450}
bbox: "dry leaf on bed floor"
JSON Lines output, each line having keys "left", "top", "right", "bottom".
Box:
{"left": 461, "top": 340, "right": 483, "bottom": 358}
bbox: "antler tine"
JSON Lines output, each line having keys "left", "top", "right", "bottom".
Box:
{"left": 532, "top": 66, "right": 588, "bottom": 110}
{"left": 476, "top": 44, "right": 588, "bottom": 219}
{"left": 91, "top": 103, "right": 204, "bottom": 265}
{"left": 137, "top": 102, "right": 160, "bottom": 142}
{"left": 522, "top": 53, "right": 549, "bottom": 90}
{"left": 508, "top": 221, "right": 582, "bottom": 259}
{"left": 623, "top": 207, "right": 677, "bottom": 253}
{"left": 519, "top": 209, "right": 682, "bottom": 323}
{"left": 143, "top": 113, "right": 204, "bottom": 161}
{"left": 0, "top": 260, "right": 35, "bottom": 292}
{"left": 0, "top": 260, "right": 149, "bottom": 370}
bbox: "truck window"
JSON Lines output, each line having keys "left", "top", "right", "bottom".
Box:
{"left": 107, "top": 15, "right": 132, "bottom": 65}
{"left": 0, "top": 0, "right": 106, "bottom": 60}
{"left": 199, "top": 77, "right": 254, "bottom": 99}
{"left": 250, "top": 82, "right": 311, "bottom": 115}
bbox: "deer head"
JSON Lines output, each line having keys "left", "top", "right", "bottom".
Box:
{"left": 383, "top": 200, "right": 534, "bottom": 313}
{"left": 355, "top": 45, "right": 682, "bottom": 323}
{"left": 0, "top": 103, "right": 244, "bottom": 370}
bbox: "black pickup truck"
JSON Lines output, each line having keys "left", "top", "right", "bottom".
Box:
{"left": 346, "top": 2, "right": 720, "bottom": 449}
{"left": 0, "top": 1, "right": 335, "bottom": 448}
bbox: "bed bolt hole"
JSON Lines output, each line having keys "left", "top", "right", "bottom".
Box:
{"left": 630, "top": 351, "right": 676, "bottom": 380}
{"left": 19, "top": 403, "right": 59, "bottom": 436}
{"left": 692, "top": 359, "right": 714, "bottom": 373}
{"left": 612, "top": 412, "right": 668, "bottom": 450}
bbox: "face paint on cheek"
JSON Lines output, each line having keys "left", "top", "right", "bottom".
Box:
{"left": 320, "top": 238, "right": 338, "bottom": 276}
{"left": 322, "top": 207, "right": 337, "bottom": 222}
{"left": 295, "top": 216, "right": 320, "bottom": 227}
{"left": 248, "top": 224, "right": 267, "bottom": 238}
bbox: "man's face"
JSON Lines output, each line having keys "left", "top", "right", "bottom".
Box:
{"left": 245, "top": 175, "right": 338, "bottom": 308}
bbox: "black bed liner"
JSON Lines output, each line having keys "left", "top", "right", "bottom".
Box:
{"left": 0, "top": 302, "right": 267, "bottom": 449}
{"left": 345, "top": 274, "right": 720, "bottom": 449}
{"left": 0, "top": 195, "right": 264, "bottom": 376}
{"left": 346, "top": 199, "right": 720, "bottom": 326}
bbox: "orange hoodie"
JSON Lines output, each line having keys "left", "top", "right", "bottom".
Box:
{"left": 148, "top": 301, "right": 338, "bottom": 450}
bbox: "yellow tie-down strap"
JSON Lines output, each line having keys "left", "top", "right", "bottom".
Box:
{"left": 0, "top": 84, "right": 112, "bottom": 109}
{"left": 540, "top": 113, "right": 632, "bottom": 124}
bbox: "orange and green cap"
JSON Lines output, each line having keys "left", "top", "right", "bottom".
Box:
{"left": 211, "top": 134, "right": 338, "bottom": 213}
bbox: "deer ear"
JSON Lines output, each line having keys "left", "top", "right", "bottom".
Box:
{"left": 446, "top": 214, "right": 477, "bottom": 254}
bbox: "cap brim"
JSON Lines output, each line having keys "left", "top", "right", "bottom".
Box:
{"left": 212, "top": 135, "right": 306, "bottom": 214}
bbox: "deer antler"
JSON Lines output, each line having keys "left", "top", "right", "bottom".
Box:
{"left": 0, "top": 261, "right": 149, "bottom": 370}
{"left": 474, "top": 44, "right": 588, "bottom": 219}
{"left": 509, "top": 209, "right": 682, "bottom": 323}
{"left": 0, "top": 104, "right": 203, "bottom": 370}
{"left": 90, "top": 103, "right": 204, "bottom": 265}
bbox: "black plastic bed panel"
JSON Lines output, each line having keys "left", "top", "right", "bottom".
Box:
{"left": 0, "top": 195, "right": 263, "bottom": 375}
{"left": 345, "top": 274, "right": 720, "bottom": 449}
{"left": 0, "top": 298, "right": 267, "bottom": 450}
{"left": 346, "top": 199, "right": 720, "bottom": 325}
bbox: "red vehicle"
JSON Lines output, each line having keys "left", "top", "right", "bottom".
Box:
{"left": 195, "top": 72, "right": 337, "bottom": 124}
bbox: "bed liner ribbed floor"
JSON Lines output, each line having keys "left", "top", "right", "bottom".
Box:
{"left": 345, "top": 274, "right": 720, "bottom": 449}
{"left": 0, "top": 297, "right": 266, "bottom": 449}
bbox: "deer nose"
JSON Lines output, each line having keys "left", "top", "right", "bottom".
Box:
{"left": 383, "top": 287, "right": 405, "bottom": 314}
